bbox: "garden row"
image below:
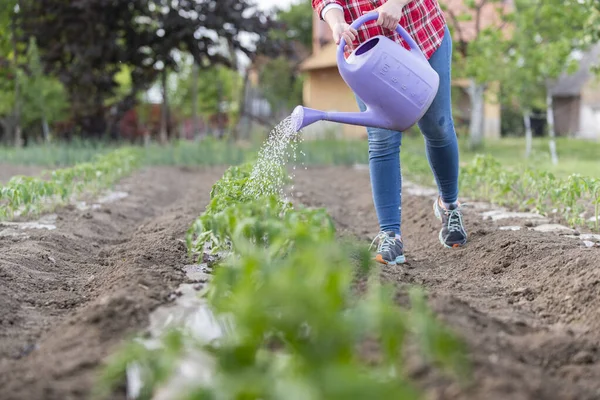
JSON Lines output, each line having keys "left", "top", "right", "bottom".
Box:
{"left": 0, "top": 148, "right": 140, "bottom": 220}
{"left": 400, "top": 149, "right": 600, "bottom": 232}
{"left": 97, "top": 162, "right": 468, "bottom": 400}
{"left": 2, "top": 138, "right": 598, "bottom": 231}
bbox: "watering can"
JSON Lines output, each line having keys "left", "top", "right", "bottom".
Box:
{"left": 291, "top": 12, "right": 440, "bottom": 133}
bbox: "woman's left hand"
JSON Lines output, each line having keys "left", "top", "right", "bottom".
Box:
{"left": 374, "top": 0, "right": 408, "bottom": 30}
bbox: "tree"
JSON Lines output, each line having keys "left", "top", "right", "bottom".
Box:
{"left": 587, "top": 0, "right": 600, "bottom": 42}
{"left": 20, "top": 37, "right": 68, "bottom": 142}
{"left": 172, "top": 63, "right": 240, "bottom": 119}
{"left": 259, "top": 56, "right": 304, "bottom": 117}
{"left": 442, "top": 0, "right": 511, "bottom": 149}
{"left": 247, "top": 1, "right": 310, "bottom": 123}
{"left": 19, "top": 0, "right": 280, "bottom": 137}
{"left": 0, "top": 0, "right": 23, "bottom": 146}
{"left": 272, "top": 0, "right": 313, "bottom": 52}
{"left": 501, "top": 0, "right": 590, "bottom": 163}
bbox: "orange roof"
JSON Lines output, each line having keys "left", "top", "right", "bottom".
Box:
{"left": 299, "top": 41, "right": 338, "bottom": 71}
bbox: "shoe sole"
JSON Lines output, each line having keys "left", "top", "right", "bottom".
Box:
{"left": 433, "top": 200, "right": 467, "bottom": 249}
{"left": 375, "top": 253, "right": 406, "bottom": 265}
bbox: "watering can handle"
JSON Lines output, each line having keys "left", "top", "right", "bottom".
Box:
{"left": 337, "top": 11, "right": 425, "bottom": 63}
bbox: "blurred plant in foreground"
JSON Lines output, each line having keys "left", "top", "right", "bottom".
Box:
{"left": 97, "top": 161, "right": 469, "bottom": 400}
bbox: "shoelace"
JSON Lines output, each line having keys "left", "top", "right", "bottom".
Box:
{"left": 370, "top": 232, "right": 395, "bottom": 253}
{"left": 445, "top": 207, "right": 465, "bottom": 233}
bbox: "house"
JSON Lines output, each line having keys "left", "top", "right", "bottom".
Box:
{"left": 299, "top": 0, "right": 510, "bottom": 140}
{"left": 550, "top": 44, "right": 600, "bottom": 139}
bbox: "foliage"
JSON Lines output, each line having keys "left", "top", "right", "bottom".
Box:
{"left": 98, "top": 155, "right": 468, "bottom": 399}
{"left": 253, "top": 1, "right": 310, "bottom": 116}
{"left": 0, "top": 147, "right": 140, "bottom": 219}
{"left": 258, "top": 56, "right": 304, "bottom": 113}
{"left": 400, "top": 143, "right": 600, "bottom": 231}
{"left": 500, "top": 0, "right": 590, "bottom": 111}
{"left": 0, "top": 139, "right": 116, "bottom": 166}
{"left": 0, "top": 36, "right": 68, "bottom": 142}
{"left": 440, "top": 0, "right": 511, "bottom": 149}
{"left": 441, "top": 0, "right": 510, "bottom": 84}
{"left": 19, "top": 37, "right": 69, "bottom": 129}
{"left": 585, "top": 0, "right": 600, "bottom": 44}
{"left": 271, "top": 0, "right": 314, "bottom": 51}
{"left": 459, "top": 156, "right": 600, "bottom": 228}
{"left": 170, "top": 63, "right": 241, "bottom": 120}
{"left": 18, "top": 0, "right": 282, "bottom": 134}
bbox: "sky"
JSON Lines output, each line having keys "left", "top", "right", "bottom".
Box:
{"left": 256, "top": 0, "right": 299, "bottom": 11}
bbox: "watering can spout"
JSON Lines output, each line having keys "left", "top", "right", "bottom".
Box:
{"left": 291, "top": 106, "right": 325, "bottom": 132}
{"left": 291, "top": 105, "right": 379, "bottom": 133}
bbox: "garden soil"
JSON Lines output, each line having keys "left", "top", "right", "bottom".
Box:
{"left": 1, "top": 165, "right": 600, "bottom": 400}
{"left": 0, "top": 166, "right": 225, "bottom": 400}
{"left": 293, "top": 166, "right": 600, "bottom": 400}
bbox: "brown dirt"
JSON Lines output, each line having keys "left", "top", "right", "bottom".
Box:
{"left": 2, "top": 163, "right": 600, "bottom": 400}
{"left": 0, "top": 166, "right": 224, "bottom": 400}
{"left": 292, "top": 166, "right": 600, "bottom": 400}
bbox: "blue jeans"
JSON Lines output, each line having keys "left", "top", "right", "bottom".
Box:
{"left": 356, "top": 26, "right": 459, "bottom": 235}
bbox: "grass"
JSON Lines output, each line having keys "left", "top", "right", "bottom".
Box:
{"left": 456, "top": 136, "right": 600, "bottom": 178}
{"left": 1, "top": 135, "right": 598, "bottom": 179}
{"left": 397, "top": 135, "right": 600, "bottom": 179}
{"left": 0, "top": 140, "right": 117, "bottom": 166}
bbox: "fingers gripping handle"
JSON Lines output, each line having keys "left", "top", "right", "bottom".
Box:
{"left": 336, "top": 11, "right": 424, "bottom": 64}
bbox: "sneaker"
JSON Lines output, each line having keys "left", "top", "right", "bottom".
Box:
{"left": 433, "top": 198, "right": 468, "bottom": 248}
{"left": 370, "top": 231, "right": 406, "bottom": 265}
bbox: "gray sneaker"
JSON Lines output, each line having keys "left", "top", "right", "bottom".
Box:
{"left": 371, "top": 231, "right": 405, "bottom": 265}
{"left": 433, "top": 197, "right": 468, "bottom": 248}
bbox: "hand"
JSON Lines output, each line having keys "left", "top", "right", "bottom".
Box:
{"left": 372, "top": 0, "right": 407, "bottom": 30}
{"left": 332, "top": 22, "right": 358, "bottom": 52}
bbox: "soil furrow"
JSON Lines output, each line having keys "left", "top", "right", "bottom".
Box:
{"left": 0, "top": 166, "right": 224, "bottom": 400}
{"left": 293, "top": 166, "right": 600, "bottom": 400}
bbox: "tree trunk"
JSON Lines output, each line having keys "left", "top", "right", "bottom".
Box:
{"left": 191, "top": 63, "right": 199, "bottom": 140}
{"left": 11, "top": 8, "right": 22, "bottom": 148}
{"left": 467, "top": 79, "right": 486, "bottom": 150}
{"left": 216, "top": 79, "right": 223, "bottom": 138}
{"left": 159, "top": 68, "right": 169, "bottom": 145}
{"left": 236, "top": 69, "right": 251, "bottom": 140}
{"left": 42, "top": 116, "right": 50, "bottom": 142}
{"left": 0, "top": 118, "right": 13, "bottom": 145}
{"left": 523, "top": 110, "right": 532, "bottom": 158}
{"left": 546, "top": 91, "right": 558, "bottom": 165}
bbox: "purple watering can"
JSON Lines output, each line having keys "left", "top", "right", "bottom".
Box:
{"left": 291, "top": 11, "right": 439, "bottom": 133}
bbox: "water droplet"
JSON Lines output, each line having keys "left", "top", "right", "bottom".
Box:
{"left": 242, "top": 116, "right": 304, "bottom": 200}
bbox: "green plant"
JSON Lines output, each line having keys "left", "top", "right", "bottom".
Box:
{"left": 100, "top": 157, "right": 469, "bottom": 399}
{"left": 0, "top": 147, "right": 140, "bottom": 219}
{"left": 399, "top": 145, "right": 599, "bottom": 232}
{"left": 586, "top": 178, "right": 600, "bottom": 232}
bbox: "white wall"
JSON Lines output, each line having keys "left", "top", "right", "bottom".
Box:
{"left": 578, "top": 105, "right": 600, "bottom": 139}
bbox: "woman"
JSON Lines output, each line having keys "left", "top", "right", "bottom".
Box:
{"left": 311, "top": 0, "right": 468, "bottom": 265}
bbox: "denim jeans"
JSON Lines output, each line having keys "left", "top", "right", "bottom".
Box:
{"left": 355, "top": 26, "right": 459, "bottom": 235}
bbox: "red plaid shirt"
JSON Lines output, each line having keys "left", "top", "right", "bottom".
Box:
{"left": 312, "top": 0, "right": 447, "bottom": 59}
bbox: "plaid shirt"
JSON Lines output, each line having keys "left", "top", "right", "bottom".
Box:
{"left": 312, "top": 0, "right": 446, "bottom": 59}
